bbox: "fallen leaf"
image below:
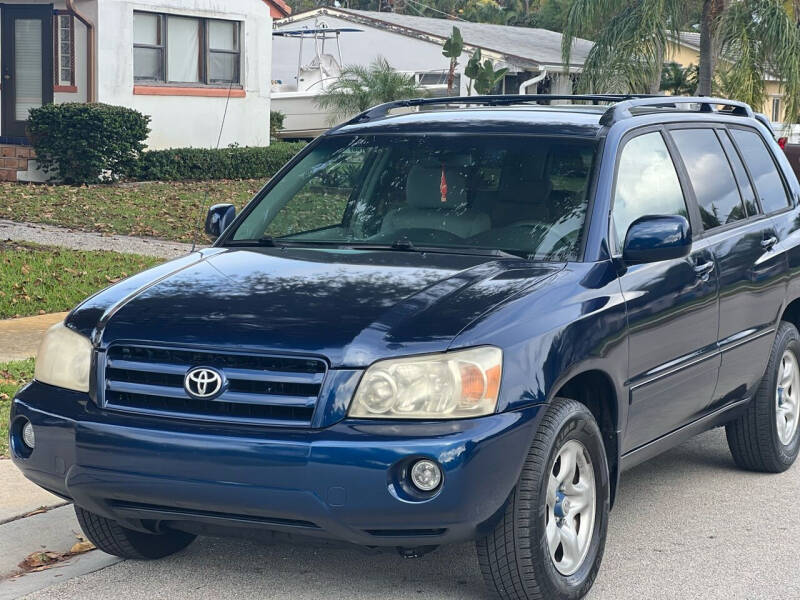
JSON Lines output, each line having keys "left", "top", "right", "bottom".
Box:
{"left": 69, "top": 540, "right": 95, "bottom": 554}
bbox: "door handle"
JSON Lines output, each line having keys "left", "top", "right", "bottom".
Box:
{"left": 761, "top": 236, "right": 778, "bottom": 251}
{"left": 693, "top": 260, "right": 715, "bottom": 280}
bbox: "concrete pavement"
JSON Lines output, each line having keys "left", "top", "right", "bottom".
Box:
{"left": 5, "top": 427, "right": 798, "bottom": 600}
{"left": 0, "top": 313, "right": 67, "bottom": 362}
{"left": 0, "top": 461, "right": 64, "bottom": 524}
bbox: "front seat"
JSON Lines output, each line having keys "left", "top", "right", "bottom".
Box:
{"left": 381, "top": 165, "right": 490, "bottom": 238}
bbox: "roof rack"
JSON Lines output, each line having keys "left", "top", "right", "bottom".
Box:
{"left": 330, "top": 94, "right": 756, "bottom": 131}
{"left": 599, "top": 96, "right": 754, "bottom": 125}
{"left": 339, "top": 94, "right": 649, "bottom": 128}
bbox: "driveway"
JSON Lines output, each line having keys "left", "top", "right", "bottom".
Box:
{"left": 8, "top": 427, "right": 799, "bottom": 600}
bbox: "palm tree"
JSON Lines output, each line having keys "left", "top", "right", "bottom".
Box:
{"left": 661, "top": 62, "right": 698, "bottom": 95}
{"left": 718, "top": 1, "right": 800, "bottom": 127}
{"left": 315, "top": 57, "right": 423, "bottom": 123}
{"left": 561, "top": 0, "right": 690, "bottom": 94}
{"left": 562, "top": 0, "right": 800, "bottom": 125}
{"left": 696, "top": 0, "right": 724, "bottom": 96}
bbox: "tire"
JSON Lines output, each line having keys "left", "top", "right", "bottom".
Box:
{"left": 75, "top": 505, "right": 196, "bottom": 560}
{"left": 476, "top": 398, "right": 610, "bottom": 600}
{"left": 726, "top": 321, "right": 800, "bottom": 473}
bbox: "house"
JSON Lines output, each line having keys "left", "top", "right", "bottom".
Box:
{"left": 668, "top": 32, "right": 787, "bottom": 127}
{"left": 272, "top": 8, "right": 593, "bottom": 138}
{"left": 1, "top": 0, "right": 279, "bottom": 182}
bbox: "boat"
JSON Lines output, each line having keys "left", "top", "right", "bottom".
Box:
{"left": 271, "top": 22, "right": 362, "bottom": 139}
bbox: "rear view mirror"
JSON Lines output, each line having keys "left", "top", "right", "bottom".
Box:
{"left": 622, "top": 215, "right": 691, "bottom": 265}
{"left": 204, "top": 204, "right": 236, "bottom": 240}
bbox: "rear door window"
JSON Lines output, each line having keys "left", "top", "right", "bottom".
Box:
{"left": 730, "top": 128, "right": 791, "bottom": 214}
{"left": 670, "top": 128, "right": 746, "bottom": 231}
{"left": 717, "top": 129, "right": 758, "bottom": 217}
{"left": 612, "top": 131, "right": 688, "bottom": 249}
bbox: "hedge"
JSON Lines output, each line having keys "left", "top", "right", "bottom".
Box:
{"left": 133, "top": 142, "right": 307, "bottom": 182}
{"left": 28, "top": 103, "right": 150, "bottom": 184}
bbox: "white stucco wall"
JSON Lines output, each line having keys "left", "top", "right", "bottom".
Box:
{"left": 96, "top": 0, "right": 272, "bottom": 149}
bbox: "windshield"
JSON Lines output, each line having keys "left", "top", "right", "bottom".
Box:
{"left": 228, "top": 134, "right": 598, "bottom": 261}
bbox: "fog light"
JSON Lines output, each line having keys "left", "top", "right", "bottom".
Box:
{"left": 21, "top": 421, "right": 35, "bottom": 450}
{"left": 410, "top": 459, "right": 442, "bottom": 492}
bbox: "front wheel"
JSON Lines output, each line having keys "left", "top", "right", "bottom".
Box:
{"left": 75, "top": 505, "right": 196, "bottom": 560}
{"left": 476, "top": 398, "right": 609, "bottom": 600}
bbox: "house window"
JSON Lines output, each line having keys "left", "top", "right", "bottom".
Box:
{"left": 133, "top": 11, "right": 241, "bottom": 86}
{"left": 772, "top": 97, "right": 781, "bottom": 123}
{"left": 53, "top": 12, "right": 75, "bottom": 89}
{"left": 208, "top": 19, "right": 240, "bottom": 84}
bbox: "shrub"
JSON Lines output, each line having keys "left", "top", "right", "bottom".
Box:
{"left": 28, "top": 103, "right": 150, "bottom": 184}
{"left": 270, "top": 110, "right": 285, "bottom": 138}
{"left": 133, "top": 142, "right": 306, "bottom": 182}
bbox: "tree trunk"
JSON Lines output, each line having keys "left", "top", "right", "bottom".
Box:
{"left": 648, "top": 43, "right": 664, "bottom": 94}
{"left": 697, "top": 0, "right": 714, "bottom": 96}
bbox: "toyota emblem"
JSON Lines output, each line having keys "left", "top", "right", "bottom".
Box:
{"left": 184, "top": 367, "right": 225, "bottom": 399}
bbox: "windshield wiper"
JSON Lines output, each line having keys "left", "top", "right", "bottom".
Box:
{"left": 258, "top": 236, "right": 279, "bottom": 246}
{"left": 391, "top": 238, "right": 417, "bottom": 251}
{"left": 347, "top": 241, "right": 527, "bottom": 259}
{"left": 222, "top": 236, "right": 284, "bottom": 247}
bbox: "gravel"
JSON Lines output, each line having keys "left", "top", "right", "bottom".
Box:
{"left": 0, "top": 220, "right": 197, "bottom": 259}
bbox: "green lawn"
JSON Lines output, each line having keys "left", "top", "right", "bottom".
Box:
{"left": 0, "top": 358, "right": 34, "bottom": 457}
{"left": 0, "top": 179, "right": 263, "bottom": 242}
{"left": 0, "top": 241, "right": 162, "bottom": 319}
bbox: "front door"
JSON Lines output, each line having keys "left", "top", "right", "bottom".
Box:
{"left": 612, "top": 129, "right": 721, "bottom": 454}
{"left": 1, "top": 4, "right": 52, "bottom": 139}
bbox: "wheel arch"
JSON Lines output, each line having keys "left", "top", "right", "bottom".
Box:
{"left": 550, "top": 368, "right": 622, "bottom": 508}
{"left": 780, "top": 296, "right": 800, "bottom": 332}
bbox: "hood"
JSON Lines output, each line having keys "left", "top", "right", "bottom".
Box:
{"left": 69, "top": 248, "right": 562, "bottom": 367}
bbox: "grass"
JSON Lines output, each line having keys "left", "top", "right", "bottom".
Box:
{"left": 0, "top": 359, "right": 34, "bottom": 457}
{"left": 0, "top": 179, "right": 264, "bottom": 242}
{"left": 0, "top": 241, "right": 162, "bottom": 319}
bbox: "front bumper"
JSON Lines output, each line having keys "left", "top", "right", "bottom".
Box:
{"left": 10, "top": 381, "right": 542, "bottom": 548}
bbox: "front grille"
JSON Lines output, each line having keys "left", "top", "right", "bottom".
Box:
{"left": 102, "top": 344, "right": 327, "bottom": 426}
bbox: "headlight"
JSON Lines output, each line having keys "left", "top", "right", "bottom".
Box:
{"left": 349, "top": 346, "right": 502, "bottom": 419}
{"left": 34, "top": 322, "right": 92, "bottom": 392}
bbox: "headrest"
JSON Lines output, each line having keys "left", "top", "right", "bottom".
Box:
{"left": 549, "top": 148, "right": 588, "bottom": 176}
{"left": 501, "top": 177, "right": 552, "bottom": 205}
{"left": 406, "top": 165, "right": 468, "bottom": 209}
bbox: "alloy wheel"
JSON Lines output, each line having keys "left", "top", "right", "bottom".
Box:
{"left": 545, "top": 439, "right": 597, "bottom": 576}
{"left": 776, "top": 349, "right": 800, "bottom": 445}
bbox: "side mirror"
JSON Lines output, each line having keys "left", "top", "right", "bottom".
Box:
{"left": 204, "top": 204, "right": 236, "bottom": 240}
{"left": 622, "top": 215, "right": 691, "bottom": 265}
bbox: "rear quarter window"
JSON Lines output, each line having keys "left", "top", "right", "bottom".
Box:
{"left": 730, "top": 128, "right": 791, "bottom": 214}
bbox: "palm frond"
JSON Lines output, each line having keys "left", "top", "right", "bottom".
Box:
{"left": 719, "top": 0, "right": 800, "bottom": 126}
{"left": 564, "top": 0, "right": 689, "bottom": 94}
{"left": 316, "top": 57, "right": 423, "bottom": 123}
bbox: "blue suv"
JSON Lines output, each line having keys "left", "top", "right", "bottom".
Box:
{"left": 10, "top": 95, "right": 800, "bottom": 599}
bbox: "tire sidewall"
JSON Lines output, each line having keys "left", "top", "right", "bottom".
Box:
{"left": 530, "top": 404, "right": 610, "bottom": 598}
{"left": 767, "top": 326, "right": 800, "bottom": 464}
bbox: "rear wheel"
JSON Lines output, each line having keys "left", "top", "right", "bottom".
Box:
{"left": 75, "top": 505, "right": 196, "bottom": 560}
{"left": 726, "top": 321, "right": 800, "bottom": 472}
{"left": 476, "top": 398, "right": 609, "bottom": 600}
